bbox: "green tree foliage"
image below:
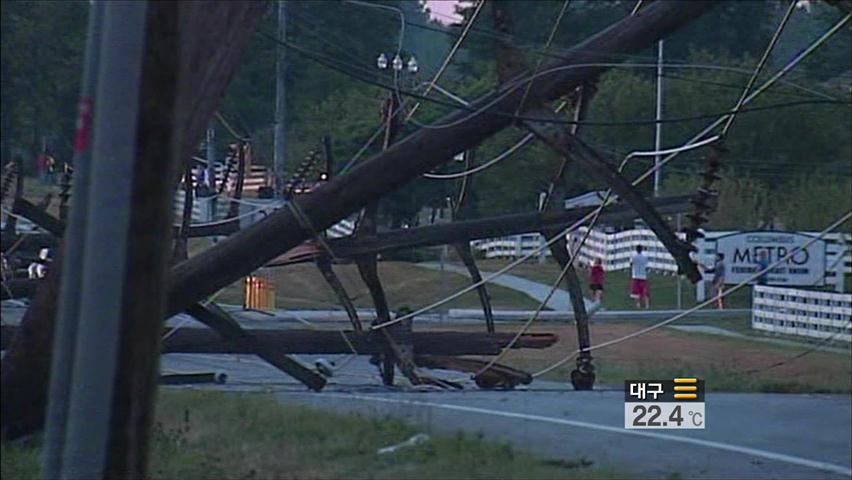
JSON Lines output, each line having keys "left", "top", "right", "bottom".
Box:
{"left": 775, "top": 174, "right": 852, "bottom": 231}
{"left": 662, "top": 172, "right": 770, "bottom": 230}
{"left": 1, "top": 0, "right": 87, "bottom": 170}
{"left": 1, "top": 1, "right": 849, "bottom": 232}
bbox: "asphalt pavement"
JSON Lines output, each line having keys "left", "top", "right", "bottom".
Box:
{"left": 162, "top": 353, "right": 852, "bottom": 480}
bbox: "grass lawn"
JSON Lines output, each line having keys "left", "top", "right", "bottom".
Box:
{"left": 209, "top": 259, "right": 542, "bottom": 311}
{"left": 477, "top": 322, "right": 852, "bottom": 394}
{"left": 476, "top": 259, "right": 753, "bottom": 310}
{"left": 1, "top": 390, "right": 624, "bottom": 480}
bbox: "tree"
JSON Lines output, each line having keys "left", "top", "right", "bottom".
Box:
{"left": 776, "top": 174, "right": 852, "bottom": 231}
{"left": 0, "top": 1, "right": 87, "bottom": 169}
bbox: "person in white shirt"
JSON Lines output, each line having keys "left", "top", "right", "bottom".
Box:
{"left": 630, "top": 245, "right": 650, "bottom": 309}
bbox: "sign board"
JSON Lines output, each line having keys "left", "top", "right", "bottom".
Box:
{"left": 714, "top": 231, "right": 826, "bottom": 286}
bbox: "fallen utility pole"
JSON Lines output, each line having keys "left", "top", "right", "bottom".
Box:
{"left": 325, "top": 195, "right": 692, "bottom": 258}
{"left": 12, "top": 198, "right": 65, "bottom": 237}
{"left": 4, "top": 195, "right": 693, "bottom": 302}
{"left": 186, "top": 303, "right": 326, "bottom": 390}
{"left": 165, "top": 1, "right": 718, "bottom": 319}
{"left": 1, "top": 1, "right": 716, "bottom": 440}
{"left": 0, "top": 325, "right": 559, "bottom": 356}
{"left": 523, "top": 113, "right": 701, "bottom": 282}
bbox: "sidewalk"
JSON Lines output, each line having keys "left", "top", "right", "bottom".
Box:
{"left": 416, "top": 262, "right": 595, "bottom": 311}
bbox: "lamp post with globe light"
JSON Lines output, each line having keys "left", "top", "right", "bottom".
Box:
{"left": 375, "top": 52, "right": 418, "bottom": 149}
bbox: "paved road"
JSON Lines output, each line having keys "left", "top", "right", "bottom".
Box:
{"left": 163, "top": 353, "right": 852, "bottom": 480}
{"left": 4, "top": 302, "right": 849, "bottom": 478}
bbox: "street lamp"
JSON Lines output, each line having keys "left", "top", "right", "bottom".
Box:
{"left": 375, "top": 51, "right": 418, "bottom": 149}
{"left": 376, "top": 52, "right": 418, "bottom": 74}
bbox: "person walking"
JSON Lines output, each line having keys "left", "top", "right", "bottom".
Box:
{"left": 708, "top": 253, "right": 726, "bottom": 309}
{"left": 630, "top": 245, "right": 650, "bottom": 309}
{"left": 588, "top": 257, "right": 605, "bottom": 304}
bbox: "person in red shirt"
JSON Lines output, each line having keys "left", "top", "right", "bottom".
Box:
{"left": 589, "top": 257, "right": 605, "bottom": 303}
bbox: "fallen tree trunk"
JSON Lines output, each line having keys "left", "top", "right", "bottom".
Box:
{"left": 1, "top": 325, "right": 558, "bottom": 356}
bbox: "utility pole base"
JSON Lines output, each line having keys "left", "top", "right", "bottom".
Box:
{"left": 570, "top": 356, "right": 596, "bottom": 390}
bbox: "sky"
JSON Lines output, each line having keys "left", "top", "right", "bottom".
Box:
{"left": 424, "top": 0, "right": 463, "bottom": 24}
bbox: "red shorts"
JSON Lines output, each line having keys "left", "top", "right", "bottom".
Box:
{"left": 630, "top": 278, "right": 650, "bottom": 298}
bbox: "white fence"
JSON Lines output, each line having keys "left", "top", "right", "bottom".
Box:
{"left": 752, "top": 285, "right": 851, "bottom": 342}
{"left": 566, "top": 227, "right": 684, "bottom": 273}
{"left": 470, "top": 234, "right": 551, "bottom": 260}
{"left": 473, "top": 227, "right": 851, "bottom": 291}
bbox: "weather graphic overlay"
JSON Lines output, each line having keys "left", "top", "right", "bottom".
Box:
{"left": 624, "top": 378, "right": 706, "bottom": 429}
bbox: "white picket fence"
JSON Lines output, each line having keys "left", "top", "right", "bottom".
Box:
{"left": 473, "top": 227, "right": 851, "bottom": 290}
{"left": 752, "top": 285, "right": 851, "bottom": 342}
{"left": 470, "top": 234, "right": 551, "bottom": 259}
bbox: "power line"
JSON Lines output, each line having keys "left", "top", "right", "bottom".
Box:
{"left": 722, "top": 0, "right": 798, "bottom": 137}
{"left": 260, "top": 34, "right": 850, "bottom": 129}
{"left": 303, "top": 3, "right": 842, "bottom": 102}
{"left": 406, "top": 0, "right": 485, "bottom": 122}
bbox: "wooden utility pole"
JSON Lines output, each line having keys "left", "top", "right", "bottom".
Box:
{"left": 163, "top": 1, "right": 717, "bottom": 319}
{"left": 1, "top": 1, "right": 269, "bottom": 443}
{"left": 355, "top": 92, "right": 400, "bottom": 385}
{"left": 274, "top": 0, "right": 287, "bottom": 197}
{"left": 1, "top": 1, "right": 717, "bottom": 439}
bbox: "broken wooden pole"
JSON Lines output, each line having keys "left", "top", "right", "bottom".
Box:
{"left": 12, "top": 198, "right": 65, "bottom": 237}
{"left": 328, "top": 195, "right": 691, "bottom": 258}
{"left": 1, "top": 324, "right": 558, "bottom": 356}
{"left": 450, "top": 149, "right": 495, "bottom": 333}
{"left": 165, "top": 1, "right": 718, "bottom": 319}
{"left": 543, "top": 228, "right": 595, "bottom": 390}
{"left": 315, "top": 256, "right": 362, "bottom": 331}
{"left": 414, "top": 355, "right": 533, "bottom": 390}
{"left": 185, "top": 303, "right": 327, "bottom": 390}
{"left": 453, "top": 242, "right": 495, "bottom": 333}
{"left": 524, "top": 114, "right": 701, "bottom": 282}
{"left": 172, "top": 166, "right": 194, "bottom": 262}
